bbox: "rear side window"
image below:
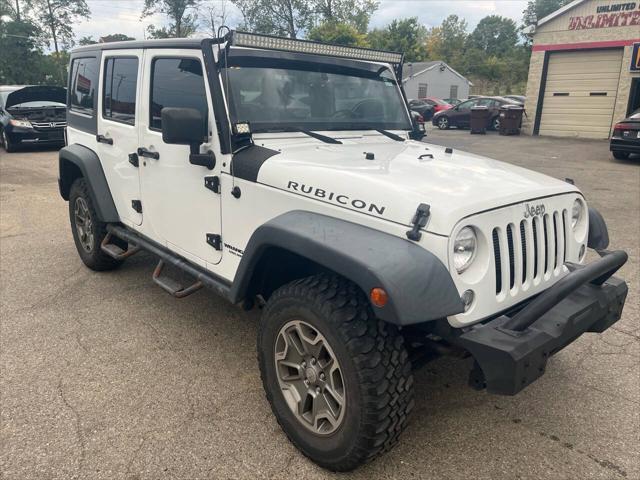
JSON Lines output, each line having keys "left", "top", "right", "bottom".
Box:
{"left": 149, "top": 57, "right": 208, "bottom": 130}
{"left": 103, "top": 57, "right": 138, "bottom": 125}
{"left": 69, "top": 57, "right": 99, "bottom": 116}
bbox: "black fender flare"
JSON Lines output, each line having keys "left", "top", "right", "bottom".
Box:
{"left": 58, "top": 144, "right": 119, "bottom": 222}
{"left": 587, "top": 207, "right": 609, "bottom": 250}
{"left": 230, "top": 211, "right": 464, "bottom": 326}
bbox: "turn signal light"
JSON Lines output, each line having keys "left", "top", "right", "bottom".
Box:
{"left": 370, "top": 287, "right": 388, "bottom": 308}
{"left": 614, "top": 123, "right": 633, "bottom": 130}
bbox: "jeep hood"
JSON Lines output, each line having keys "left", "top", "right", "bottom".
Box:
{"left": 255, "top": 134, "right": 580, "bottom": 236}
{"left": 5, "top": 86, "right": 67, "bottom": 109}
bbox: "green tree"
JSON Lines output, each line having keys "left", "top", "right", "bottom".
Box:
{"left": 100, "top": 33, "right": 135, "bottom": 42}
{"left": 522, "top": 0, "right": 572, "bottom": 27}
{"left": 425, "top": 14, "right": 467, "bottom": 69}
{"left": 142, "top": 0, "right": 201, "bottom": 38}
{"left": 313, "top": 0, "right": 378, "bottom": 33}
{"left": 307, "top": 21, "right": 367, "bottom": 46}
{"left": 468, "top": 15, "right": 518, "bottom": 57}
{"left": 368, "top": 17, "right": 427, "bottom": 62}
{"left": 233, "top": 0, "right": 313, "bottom": 38}
{"left": 31, "top": 0, "right": 90, "bottom": 53}
{"left": 78, "top": 35, "right": 95, "bottom": 45}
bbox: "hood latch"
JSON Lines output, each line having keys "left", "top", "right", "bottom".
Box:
{"left": 406, "top": 203, "right": 430, "bottom": 241}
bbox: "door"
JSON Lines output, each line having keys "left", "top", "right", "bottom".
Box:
{"left": 97, "top": 50, "right": 143, "bottom": 226}
{"left": 138, "top": 51, "right": 223, "bottom": 267}
{"left": 451, "top": 99, "right": 476, "bottom": 127}
{"left": 539, "top": 49, "right": 623, "bottom": 138}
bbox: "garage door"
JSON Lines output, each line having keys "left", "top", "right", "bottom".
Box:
{"left": 539, "top": 49, "right": 623, "bottom": 139}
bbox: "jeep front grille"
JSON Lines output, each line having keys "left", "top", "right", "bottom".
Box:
{"left": 492, "top": 209, "right": 570, "bottom": 297}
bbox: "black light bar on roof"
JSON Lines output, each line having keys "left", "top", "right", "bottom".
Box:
{"left": 230, "top": 31, "right": 403, "bottom": 65}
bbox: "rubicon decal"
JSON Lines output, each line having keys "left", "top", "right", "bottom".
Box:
{"left": 287, "top": 181, "right": 386, "bottom": 216}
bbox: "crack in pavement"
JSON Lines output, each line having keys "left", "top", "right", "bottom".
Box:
{"left": 57, "top": 377, "right": 87, "bottom": 479}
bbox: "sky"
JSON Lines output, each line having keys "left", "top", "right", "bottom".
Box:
{"left": 74, "top": 0, "right": 531, "bottom": 42}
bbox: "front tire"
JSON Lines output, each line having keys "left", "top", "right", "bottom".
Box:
{"left": 437, "top": 116, "right": 449, "bottom": 130}
{"left": 258, "top": 274, "right": 414, "bottom": 471}
{"left": 612, "top": 150, "right": 630, "bottom": 160}
{"left": 68, "top": 178, "right": 122, "bottom": 271}
{"left": 1, "top": 130, "right": 16, "bottom": 153}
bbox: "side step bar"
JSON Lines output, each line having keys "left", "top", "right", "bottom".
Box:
{"left": 152, "top": 260, "right": 203, "bottom": 298}
{"left": 106, "top": 224, "right": 232, "bottom": 300}
{"left": 101, "top": 232, "right": 141, "bottom": 260}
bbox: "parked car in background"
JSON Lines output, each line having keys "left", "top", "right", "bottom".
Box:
{"left": 0, "top": 85, "right": 67, "bottom": 152}
{"left": 421, "top": 96, "right": 452, "bottom": 113}
{"left": 443, "top": 98, "right": 461, "bottom": 106}
{"left": 408, "top": 98, "right": 435, "bottom": 121}
{"left": 610, "top": 108, "right": 640, "bottom": 160}
{"left": 432, "top": 96, "right": 521, "bottom": 130}
{"left": 504, "top": 95, "right": 526, "bottom": 104}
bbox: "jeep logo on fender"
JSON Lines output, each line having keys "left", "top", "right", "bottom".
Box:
{"left": 287, "top": 181, "right": 386, "bottom": 216}
{"left": 523, "top": 203, "right": 546, "bottom": 218}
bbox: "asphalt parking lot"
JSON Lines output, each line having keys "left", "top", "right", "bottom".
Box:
{"left": 1, "top": 130, "right": 638, "bottom": 480}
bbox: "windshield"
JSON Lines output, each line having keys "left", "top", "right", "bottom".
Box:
{"left": 224, "top": 63, "right": 411, "bottom": 133}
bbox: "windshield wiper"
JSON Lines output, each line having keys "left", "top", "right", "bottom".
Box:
{"left": 376, "top": 129, "right": 405, "bottom": 142}
{"left": 261, "top": 127, "right": 342, "bottom": 144}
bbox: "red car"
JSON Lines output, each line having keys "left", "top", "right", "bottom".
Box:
{"left": 420, "top": 97, "right": 453, "bottom": 113}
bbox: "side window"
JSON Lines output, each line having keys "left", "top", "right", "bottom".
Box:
{"left": 150, "top": 57, "right": 207, "bottom": 130}
{"left": 458, "top": 99, "right": 475, "bottom": 110}
{"left": 103, "top": 57, "right": 138, "bottom": 125}
{"left": 70, "top": 57, "right": 99, "bottom": 116}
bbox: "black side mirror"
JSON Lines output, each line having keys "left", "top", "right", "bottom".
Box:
{"left": 409, "top": 115, "right": 426, "bottom": 141}
{"left": 161, "top": 107, "right": 215, "bottom": 170}
{"left": 161, "top": 107, "right": 205, "bottom": 148}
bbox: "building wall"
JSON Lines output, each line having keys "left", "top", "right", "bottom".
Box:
{"left": 522, "top": 0, "right": 640, "bottom": 136}
{"left": 403, "top": 67, "right": 470, "bottom": 100}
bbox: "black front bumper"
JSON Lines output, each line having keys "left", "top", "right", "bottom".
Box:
{"left": 457, "top": 250, "right": 628, "bottom": 395}
{"left": 7, "top": 127, "right": 65, "bottom": 145}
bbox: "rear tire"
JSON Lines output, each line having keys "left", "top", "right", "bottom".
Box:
{"left": 258, "top": 274, "right": 414, "bottom": 471}
{"left": 491, "top": 116, "right": 500, "bottom": 131}
{"left": 68, "top": 178, "right": 123, "bottom": 271}
{"left": 437, "top": 116, "right": 449, "bottom": 130}
{"left": 612, "top": 150, "right": 630, "bottom": 160}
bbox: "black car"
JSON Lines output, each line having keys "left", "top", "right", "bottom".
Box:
{"left": 610, "top": 109, "right": 640, "bottom": 160}
{"left": 432, "top": 96, "right": 520, "bottom": 130}
{"left": 0, "top": 85, "right": 67, "bottom": 152}
{"left": 408, "top": 99, "right": 435, "bottom": 121}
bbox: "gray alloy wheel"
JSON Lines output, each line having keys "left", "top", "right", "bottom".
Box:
{"left": 74, "top": 197, "right": 94, "bottom": 253}
{"left": 492, "top": 116, "right": 501, "bottom": 131}
{"left": 274, "top": 319, "right": 346, "bottom": 435}
{"left": 437, "top": 116, "right": 449, "bottom": 129}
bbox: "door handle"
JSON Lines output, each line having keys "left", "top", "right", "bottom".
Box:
{"left": 137, "top": 147, "right": 160, "bottom": 160}
{"left": 96, "top": 134, "right": 113, "bottom": 145}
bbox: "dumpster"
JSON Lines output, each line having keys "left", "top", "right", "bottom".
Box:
{"left": 470, "top": 105, "right": 490, "bottom": 134}
{"left": 499, "top": 105, "right": 524, "bottom": 136}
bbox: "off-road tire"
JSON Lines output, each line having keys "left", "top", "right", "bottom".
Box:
{"left": 258, "top": 274, "right": 414, "bottom": 471}
{"left": 68, "top": 178, "right": 122, "bottom": 271}
{"left": 612, "top": 150, "right": 630, "bottom": 160}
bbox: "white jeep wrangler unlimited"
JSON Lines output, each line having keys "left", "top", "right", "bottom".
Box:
{"left": 59, "top": 31, "right": 628, "bottom": 471}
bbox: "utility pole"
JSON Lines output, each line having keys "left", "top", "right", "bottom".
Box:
{"left": 15, "top": 0, "right": 20, "bottom": 21}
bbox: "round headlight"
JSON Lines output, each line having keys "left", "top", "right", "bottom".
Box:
{"left": 571, "top": 199, "right": 583, "bottom": 229}
{"left": 453, "top": 226, "right": 477, "bottom": 273}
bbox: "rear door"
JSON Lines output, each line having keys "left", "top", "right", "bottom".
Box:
{"left": 97, "top": 50, "right": 143, "bottom": 226}
{"left": 137, "top": 50, "right": 223, "bottom": 268}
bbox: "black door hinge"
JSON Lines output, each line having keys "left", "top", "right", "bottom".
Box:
{"left": 406, "top": 203, "right": 430, "bottom": 241}
{"left": 204, "top": 176, "right": 220, "bottom": 193}
{"left": 128, "top": 153, "right": 139, "bottom": 167}
{"left": 206, "top": 233, "right": 222, "bottom": 250}
{"left": 131, "top": 200, "right": 142, "bottom": 213}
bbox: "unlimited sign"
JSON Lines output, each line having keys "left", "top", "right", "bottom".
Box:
{"left": 569, "top": 2, "right": 640, "bottom": 29}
